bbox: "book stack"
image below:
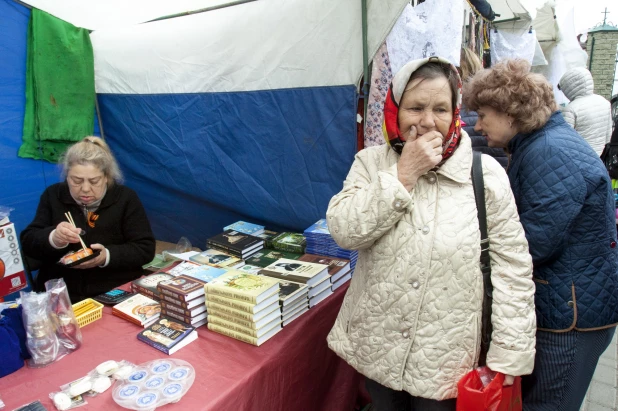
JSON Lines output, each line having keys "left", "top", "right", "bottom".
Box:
{"left": 189, "top": 249, "right": 245, "bottom": 269}
{"left": 205, "top": 271, "right": 282, "bottom": 346}
{"left": 224, "top": 221, "right": 265, "bottom": 236}
{"left": 131, "top": 272, "right": 175, "bottom": 301}
{"left": 207, "top": 230, "right": 264, "bottom": 259}
{"left": 303, "top": 219, "right": 358, "bottom": 270}
{"left": 298, "top": 254, "right": 352, "bottom": 291}
{"left": 167, "top": 260, "right": 228, "bottom": 283}
{"left": 276, "top": 280, "right": 309, "bottom": 326}
{"left": 259, "top": 259, "right": 332, "bottom": 308}
{"left": 245, "top": 248, "right": 302, "bottom": 268}
{"left": 258, "top": 230, "right": 279, "bottom": 248}
{"left": 157, "top": 275, "right": 208, "bottom": 327}
{"left": 270, "top": 232, "right": 306, "bottom": 254}
{"left": 112, "top": 294, "right": 161, "bottom": 328}
{"left": 137, "top": 317, "right": 198, "bottom": 355}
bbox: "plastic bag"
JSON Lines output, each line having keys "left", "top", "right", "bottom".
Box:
{"left": 162, "top": 236, "right": 192, "bottom": 261}
{"left": 457, "top": 367, "right": 522, "bottom": 411}
{"left": 45, "top": 279, "right": 82, "bottom": 351}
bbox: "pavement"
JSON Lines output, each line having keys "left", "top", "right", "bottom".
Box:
{"left": 582, "top": 331, "right": 618, "bottom": 410}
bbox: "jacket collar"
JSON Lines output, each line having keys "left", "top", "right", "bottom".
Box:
{"left": 58, "top": 182, "right": 121, "bottom": 210}
{"left": 436, "top": 131, "right": 472, "bottom": 183}
{"left": 507, "top": 111, "right": 563, "bottom": 155}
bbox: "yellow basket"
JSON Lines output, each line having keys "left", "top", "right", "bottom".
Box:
{"left": 71, "top": 298, "right": 103, "bottom": 328}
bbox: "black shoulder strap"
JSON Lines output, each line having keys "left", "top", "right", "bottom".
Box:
{"left": 471, "top": 150, "right": 494, "bottom": 367}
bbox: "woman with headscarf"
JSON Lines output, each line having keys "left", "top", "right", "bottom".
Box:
{"left": 464, "top": 59, "right": 618, "bottom": 411}
{"left": 326, "top": 57, "right": 536, "bottom": 410}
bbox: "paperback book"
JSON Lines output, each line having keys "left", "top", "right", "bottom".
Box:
{"left": 223, "top": 221, "right": 265, "bottom": 236}
{"left": 137, "top": 316, "right": 197, "bottom": 355}
{"left": 112, "top": 294, "right": 161, "bottom": 327}
{"left": 189, "top": 249, "right": 245, "bottom": 269}
{"left": 207, "top": 230, "right": 264, "bottom": 258}
{"left": 259, "top": 259, "right": 329, "bottom": 287}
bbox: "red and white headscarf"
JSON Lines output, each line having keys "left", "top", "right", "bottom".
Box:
{"left": 382, "top": 56, "right": 463, "bottom": 164}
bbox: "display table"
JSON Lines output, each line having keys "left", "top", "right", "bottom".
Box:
{"left": 0, "top": 285, "right": 360, "bottom": 411}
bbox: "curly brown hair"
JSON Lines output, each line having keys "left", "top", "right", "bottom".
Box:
{"left": 462, "top": 59, "right": 557, "bottom": 133}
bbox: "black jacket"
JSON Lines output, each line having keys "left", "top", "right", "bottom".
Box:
{"left": 461, "top": 108, "right": 508, "bottom": 168}
{"left": 21, "top": 182, "right": 155, "bottom": 302}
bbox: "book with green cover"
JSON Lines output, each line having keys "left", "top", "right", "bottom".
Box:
{"left": 258, "top": 230, "right": 279, "bottom": 248}
{"left": 204, "top": 271, "right": 279, "bottom": 304}
{"left": 245, "top": 248, "right": 303, "bottom": 268}
{"left": 271, "top": 232, "right": 306, "bottom": 254}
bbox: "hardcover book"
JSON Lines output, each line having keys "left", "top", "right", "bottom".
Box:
{"left": 237, "top": 264, "right": 262, "bottom": 274}
{"left": 245, "top": 248, "right": 302, "bottom": 268}
{"left": 307, "top": 276, "right": 332, "bottom": 298}
{"left": 112, "top": 294, "right": 161, "bottom": 327}
{"left": 160, "top": 294, "right": 206, "bottom": 310}
{"left": 332, "top": 272, "right": 352, "bottom": 291}
{"left": 157, "top": 275, "right": 206, "bottom": 302}
{"left": 131, "top": 273, "right": 174, "bottom": 300}
{"left": 309, "top": 286, "right": 333, "bottom": 308}
{"left": 271, "top": 232, "right": 306, "bottom": 254}
{"left": 205, "top": 291, "right": 279, "bottom": 314}
{"left": 206, "top": 316, "right": 280, "bottom": 338}
{"left": 276, "top": 279, "right": 309, "bottom": 307}
{"left": 282, "top": 298, "right": 309, "bottom": 317}
{"left": 207, "top": 230, "right": 264, "bottom": 258}
{"left": 283, "top": 306, "right": 309, "bottom": 327}
{"left": 223, "top": 221, "right": 265, "bottom": 236}
{"left": 298, "top": 254, "right": 351, "bottom": 283}
{"left": 207, "top": 306, "right": 281, "bottom": 330}
{"left": 137, "top": 316, "right": 197, "bottom": 355}
{"left": 169, "top": 262, "right": 228, "bottom": 283}
{"left": 207, "top": 321, "right": 281, "bottom": 346}
{"left": 160, "top": 300, "right": 207, "bottom": 318}
{"left": 189, "top": 249, "right": 245, "bottom": 269}
{"left": 160, "top": 308, "right": 208, "bottom": 326}
{"left": 257, "top": 230, "right": 279, "bottom": 248}
{"left": 206, "top": 300, "right": 280, "bottom": 323}
{"left": 204, "top": 271, "right": 279, "bottom": 304}
{"left": 303, "top": 219, "right": 330, "bottom": 236}
{"left": 259, "top": 259, "right": 329, "bottom": 287}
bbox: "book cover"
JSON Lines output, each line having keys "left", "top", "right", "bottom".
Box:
{"left": 259, "top": 259, "right": 329, "bottom": 287}
{"left": 245, "top": 248, "right": 302, "bottom": 268}
{"left": 168, "top": 262, "right": 228, "bottom": 283}
{"left": 160, "top": 300, "right": 206, "bottom": 318}
{"left": 237, "top": 264, "right": 262, "bottom": 274}
{"left": 205, "top": 291, "right": 279, "bottom": 314}
{"left": 303, "top": 219, "right": 330, "bottom": 236}
{"left": 207, "top": 321, "right": 281, "bottom": 346}
{"left": 137, "top": 316, "right": 196, "bottom": 355}
{"left": 112, "top": 294, "right": 161, "bottom": 326}
{"left": 206, "top": 300, "right": 280, "bottom": 323}
{"left": 271, "top": 232, "right": 306, "bottom": 253}
{"left": 276, "top": 279, "right": 309, "bottom": 306}
{"left": 157, "top": 275, "right": 206, "bottom": 302}
{"left": 207, "top": 230, "right": 264, "bottom": 255}
{"left": 223, "top": 221, "right": 265, "bottom": 236}
{"left": 160, "top": 308, "right": 208, "bottom": 325}
{"left": 298, "top": 254, "right": 351, "bottom": 283}
{"left": 131, "top": 273, "right": 174, "bottom": 299}
{"left": 204, "top": 271, "right": 279, "bottom": 304}
{"left": 206, "top": 316, "right": 280, "bottom": 338}
{"left": 160, "top": 294, "right": 205, "bottom": 309}
{"left": 189, "top": 249, "right": 245, "bottom": 269}
{"left": 257, "top": 230, "right": 279, "bottom": 248}
{"left": 207, "top": 306, "right": 281, "bottom": 330}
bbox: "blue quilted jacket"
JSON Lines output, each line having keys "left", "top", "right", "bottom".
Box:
{"left": 508, "top": 112, "right": 618, "bottom": 331}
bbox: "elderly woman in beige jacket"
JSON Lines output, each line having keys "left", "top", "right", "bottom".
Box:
{"left": 326, "top": 57, "right": 536, "bottom": 410}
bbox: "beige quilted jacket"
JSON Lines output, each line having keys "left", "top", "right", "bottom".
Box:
{"left": 326, "top": 133, "right": 536, "bottom": 400}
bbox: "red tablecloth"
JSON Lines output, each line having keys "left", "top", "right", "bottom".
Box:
{"left": 0, "top": 285, "right": 360, "bottom": 411}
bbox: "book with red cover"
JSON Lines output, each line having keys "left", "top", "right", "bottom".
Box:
{"left": 157, "top": 275, "right": 206, "bottom": 302}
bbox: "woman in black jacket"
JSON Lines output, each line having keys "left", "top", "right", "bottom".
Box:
{"left": 21, "top": 137, "right": 155, "bottom": 302}
{"left": 459, "top": 48, "right": 508, "bottom": 168}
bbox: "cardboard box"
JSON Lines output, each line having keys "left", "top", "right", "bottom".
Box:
{"left": 0, "top": 222, "right": 27, "bottom": 298}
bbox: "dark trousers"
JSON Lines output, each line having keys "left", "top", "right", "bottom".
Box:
{"left": 522, "top": 327, "right": 616, "bottom": 411}
{"left": 366, "top": 378, "right": 456, "bottom": 411}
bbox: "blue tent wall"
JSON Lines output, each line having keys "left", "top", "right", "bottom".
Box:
{"left": 98, "top": 86, "right": 357, "bottom": 248}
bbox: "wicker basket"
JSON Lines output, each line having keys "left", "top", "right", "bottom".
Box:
{"left": 72, "top": 298, "right": 103, "bottom": 328}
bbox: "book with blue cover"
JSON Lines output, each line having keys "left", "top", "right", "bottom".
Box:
{"left": 169, "top": 261, "right": 228, "bottom": 283}
{"left": 223, "top": 221, "right": 265, "bottom": 236}
{"left": 303, "top": 219, "right": 330, "bottom": 236}
{"left": 137, "top": 316, "right": 197, "bottom": 355}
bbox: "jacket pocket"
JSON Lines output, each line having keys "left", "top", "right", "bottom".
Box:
{"left": 345, "top": 290, "right": 368, "bottom": 334}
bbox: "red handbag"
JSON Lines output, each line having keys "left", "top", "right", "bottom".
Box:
{"left": 457, "top": 368, "right": 522, "bottom": 411}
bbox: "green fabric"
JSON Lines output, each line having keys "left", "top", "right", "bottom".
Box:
{"left": 19, "top": 9, "right": 95, "bottom": 163}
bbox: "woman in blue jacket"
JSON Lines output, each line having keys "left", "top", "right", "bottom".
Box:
{"left": 464, "top": 59, "right": 618, "bottom": 411}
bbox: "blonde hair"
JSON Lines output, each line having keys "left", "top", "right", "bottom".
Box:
{"left": 459, "top": 48, "right": 482, "bottom": 82}
{"left": 61, "top": 136, "right": 123, "bottom": 186}
{"left": 463, "top": 59, "right": 558, "bottom": 133}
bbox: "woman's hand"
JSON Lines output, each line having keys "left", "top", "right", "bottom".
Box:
{"left": 52, "top": 222, "right": 83, "bottom": 247}
{"left": 72, "top": 244, "right": 107, "bottom": 269}
{"left": 397, "top": 126, "right": 443, "bottom": 191}
{"left": 503, "top": 375, "right": 515, "bottom": 386}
